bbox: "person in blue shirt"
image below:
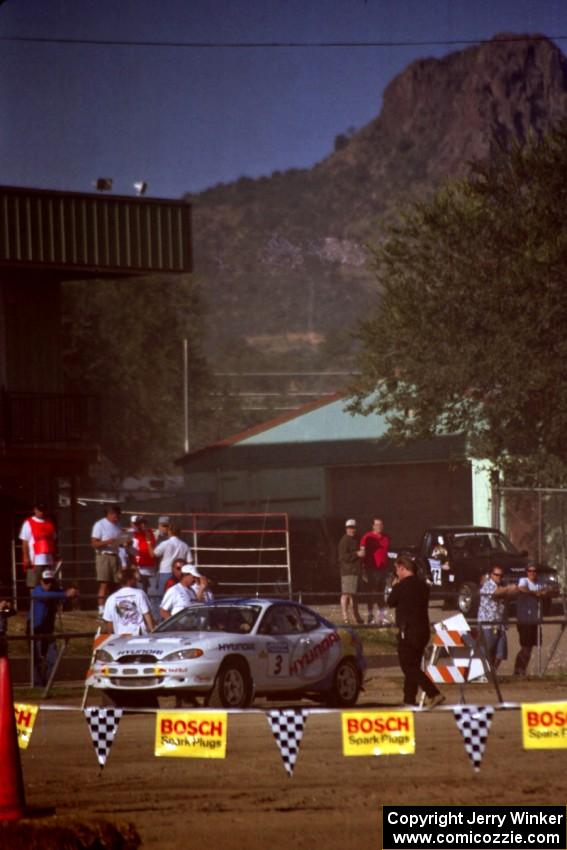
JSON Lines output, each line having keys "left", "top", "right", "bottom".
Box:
{"left": 28, "top": 569, "right": 78, "bottom": 687}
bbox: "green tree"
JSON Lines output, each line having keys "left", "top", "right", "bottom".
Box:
{"left": 349, "top": 122, "right": 567, "bottom": 485}
{"left": 61, "top": 274, "right": 222, "bottom": 474}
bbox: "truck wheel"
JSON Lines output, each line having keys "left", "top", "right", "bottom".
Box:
{"left": 457, "top": 583, "right": 479, "bottom": 617}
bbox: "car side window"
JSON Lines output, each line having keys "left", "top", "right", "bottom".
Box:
{"left": 259, "top": 605, "right": 304, "bottom": 635}
{"left": 298, "top": 608, "right": 320, "bottom": 632}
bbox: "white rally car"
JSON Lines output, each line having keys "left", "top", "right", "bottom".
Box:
{"left": 88, "top": 598, "right": 366, "bottom": 709}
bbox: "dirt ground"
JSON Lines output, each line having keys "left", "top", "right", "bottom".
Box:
{"left": 16, "top": 670, "right": 567, "bottom": 850}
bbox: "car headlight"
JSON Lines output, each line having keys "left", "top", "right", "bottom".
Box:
{"left": 94, "top": 649, "right": 113, "bottom": 662}
{"left": 162, "top": 648, "right": 204, "bottom": 662}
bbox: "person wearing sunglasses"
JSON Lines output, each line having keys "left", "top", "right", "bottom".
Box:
{"left": 514, "top": 564, "right": 553, "bottom": 676}
{"left": 477, "top": 566, "right": 518, "bottom": 670}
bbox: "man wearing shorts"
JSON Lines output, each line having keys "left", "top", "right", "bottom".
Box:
{"left": 91, "top": 504, "right": 125, "bottom": 617}
{"left": 360, "top": 517, "right": 391, "bottom": 624}
{"left": 514, "top": 564, "right": 554, "bottom": 675}
{"left": 338, "top": 519, "right": 363, "bottom": 625}
{"left": 19, "top": 502, "right": 57, "bottom": 593}
{"left": 478, "top": 565, "right": 517, "bottom": 670}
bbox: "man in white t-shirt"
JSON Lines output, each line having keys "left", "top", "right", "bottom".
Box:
{"left": 19, "top": 502, "right": 58, "bottom": 591}
{"left": 153, "top": 524, "right": 192, "bottom": 597}
{"left": 159, "top": 564, "right": 200, "bottom": 620}
{"left": 103, "top": 567, "right": 155, "bottom": 635}
{"left": 91, "top": 504, "right": 126, "bottom": 616}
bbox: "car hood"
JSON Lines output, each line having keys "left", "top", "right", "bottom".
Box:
{"left": 101, "top": 631, "right": 216, "bottom": 658}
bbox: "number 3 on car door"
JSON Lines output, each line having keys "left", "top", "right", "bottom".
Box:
{"left": 268, "top": 649, "right": 289, "bottom": 676}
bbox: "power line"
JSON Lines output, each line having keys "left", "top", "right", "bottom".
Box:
{"left": 214, "top": 370, "right": 360, "bottom": 378}
{"left": 0, "top": 33, "right": 565, "bottom": 49}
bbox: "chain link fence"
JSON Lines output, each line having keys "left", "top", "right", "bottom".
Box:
{"left": 497, "top": 487, "right": 567, "bottom": 587}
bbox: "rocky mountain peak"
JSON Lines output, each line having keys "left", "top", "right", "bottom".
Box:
{"left": 190, "top": 35, "right": 567, "bottom": 349}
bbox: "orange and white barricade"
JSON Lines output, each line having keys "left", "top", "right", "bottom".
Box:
{"left": 426, "top": 613, "right": 487, "bottom": 685}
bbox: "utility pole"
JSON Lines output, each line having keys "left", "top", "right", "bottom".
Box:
{"left": 183, "top": 338, "right": 190, "bottom": 454}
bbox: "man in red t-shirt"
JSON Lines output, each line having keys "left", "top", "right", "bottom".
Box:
{"left": 359, "top": 517, "right": 391, "bottom": 624}
{"left": 19, "top": 502, "right": 58, "bottom": 592}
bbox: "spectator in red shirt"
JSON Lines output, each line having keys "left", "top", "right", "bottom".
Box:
{"left": 359, "top": 517, "right": 391, "bottom": 624}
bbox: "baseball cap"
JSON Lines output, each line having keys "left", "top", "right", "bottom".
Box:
{"left": 130, "top": 515, "right": 145, "bottom": 524}
{"left": 181, "top": 564, "right": 202, "bottom": 578}
{"left": 41, "top": 569, "right": 55, "bottom": 580}
{"left": 345, "top": 519, "right": 357, "bottom": 527}
{"left": 158, "top": 516, "right": 170, "bottom": 525}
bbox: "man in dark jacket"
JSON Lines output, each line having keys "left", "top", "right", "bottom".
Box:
{"left": 387, "top": 554, "right": 445, "bottom": 708}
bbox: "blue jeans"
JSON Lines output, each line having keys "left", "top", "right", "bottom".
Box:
{"left": 480, "top": 625, "right": 508, "bottom": 664}
{"left": 33, "top": 634, "right": 58, "bottom": 687}
{"left": 139, "top": 572, "right": 160, "bottom": 621}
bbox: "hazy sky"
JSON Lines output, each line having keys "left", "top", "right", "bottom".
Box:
{"left": 1, "top": 0, "right": 566, "bottom": 199}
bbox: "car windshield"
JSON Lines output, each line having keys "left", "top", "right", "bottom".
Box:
{"left": 155, "top": 604, "right": 262, "bottom": 634}
{"left": 450, "top": 531, "right": 519, "bottom": 555}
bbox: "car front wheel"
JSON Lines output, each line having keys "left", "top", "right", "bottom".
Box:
{"left": 325, "top": 658, "right": 361, "bottom": 708}
{"left": 207, "top": 659, "right": 253, "bottom": 709}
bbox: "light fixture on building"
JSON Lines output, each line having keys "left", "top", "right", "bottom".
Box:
{"left": 133, "top": 181, "right": 148, "bottom": 196}
{"left": 94, "top": 178, "right": 113, "bottom": 192}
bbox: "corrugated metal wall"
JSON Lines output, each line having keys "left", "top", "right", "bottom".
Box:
{"left": 328, "top": 461, "right": 473, "bottom": 545}
{"left": 0, "top": 186, "right": 191, "bottom": 273}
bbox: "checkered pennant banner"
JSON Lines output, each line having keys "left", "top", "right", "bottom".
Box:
{"left": 266, "top": 709, "right": 309, "bottom": 777}
{"left": 84, "top": 707, "right": 123, "bottom": 769}
{"left": 452, "top": 705, "right": 494, "bottom": 772}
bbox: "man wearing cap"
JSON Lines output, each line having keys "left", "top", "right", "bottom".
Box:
{"left": 338, "top": 519, "right": 363, "bottom": 625}
{"left": 102, "top": 567, "right": 154, "bottom": 636}
{"left": 19, "top": 502, "right": 58, "bottom": 592}
{"left": 159, "top": 564, "right": 211, "bottom": 620}
{"left": 153, "top": 523, "right": 192, "bottom": 598}
{"left": 29, "top": 569, "right": 78, "bottom": 687}
{"left": 154, "top": 517, "right": 171, "bottom": 546}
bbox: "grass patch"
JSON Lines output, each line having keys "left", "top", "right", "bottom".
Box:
{"left": 5, "top": 610, "right": 99, "bottom": 658}
{"left": 357, "top": 626, "right": 397, "bottom": 652}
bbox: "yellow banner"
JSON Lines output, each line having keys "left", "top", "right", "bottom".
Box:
{"left": 342, "top": 711, "right": 415, "bottom": 756}
{"left": 155, "top": 711, "right": 227, "bottom": 758}
{"left": 14, "top": 703, "right": 38, "bottom": 750}
{"left": 522, "top": 702, "right": 567, "bottom": 749}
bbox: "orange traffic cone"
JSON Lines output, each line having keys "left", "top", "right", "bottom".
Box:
{"left": 0, "top": 654, "right": 26, "bottom": 820}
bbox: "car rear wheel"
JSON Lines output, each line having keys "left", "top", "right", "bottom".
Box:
{"left": 325, "top": 658, "right": 361, "bottom": 708}
{"left": 457, "top": 583, "right": 479, "bottom": 617}
{"left": 207, "top": 659, "right": 253, "bottom": 709}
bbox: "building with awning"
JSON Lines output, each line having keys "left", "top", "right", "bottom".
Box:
{"left": 0, "top": 184, "right": 192, "bottom": 594}
{"left": 176, "top": 392, "right": 493, "bottom": 548}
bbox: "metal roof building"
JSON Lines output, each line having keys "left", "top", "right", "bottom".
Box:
{"left": 0, "top": 184, "right": 192, "bottom": 596}
{"left": 177, "top": 393, "right": 493, "bottom": 547}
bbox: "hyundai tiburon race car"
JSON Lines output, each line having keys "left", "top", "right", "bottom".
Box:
{"left": 88, "top": 599, "right": 366, "bottom": 709}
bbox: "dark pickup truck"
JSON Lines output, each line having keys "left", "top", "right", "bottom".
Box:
{"left": 403, "top": 525, "right": 560, "bottom": 615}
